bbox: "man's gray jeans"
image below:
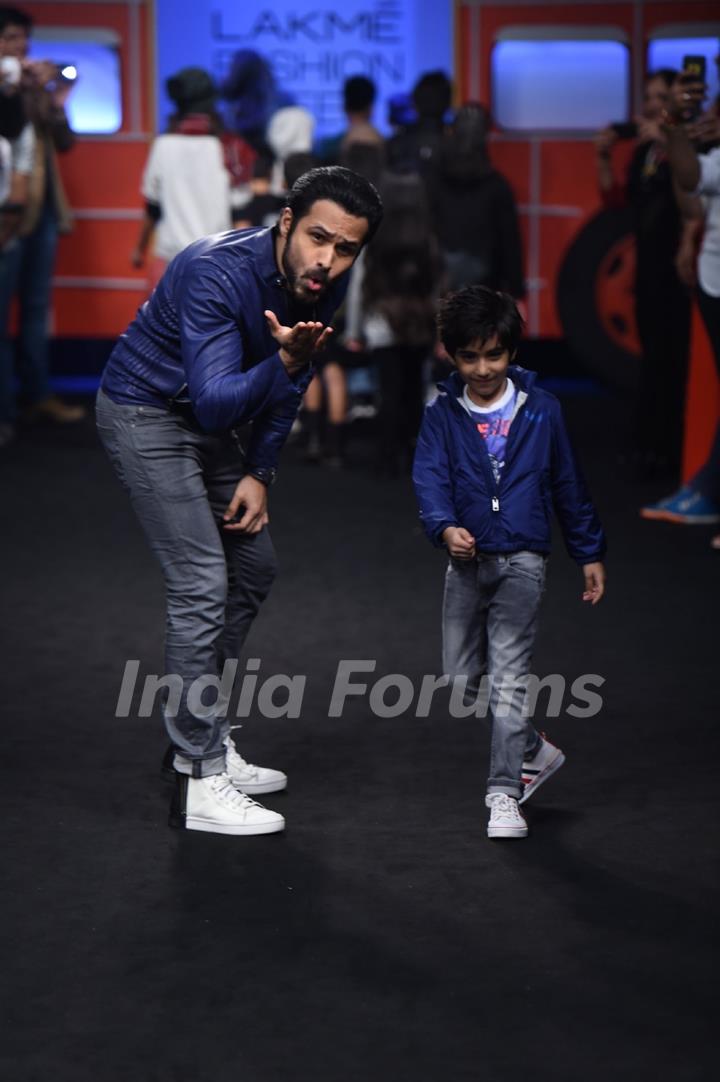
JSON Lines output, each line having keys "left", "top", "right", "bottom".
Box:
{"left": 442, "top": 551, "right": 547, "bottom": 798}
{"left": 95, "top": 388, "right": 277, "bottom": 777}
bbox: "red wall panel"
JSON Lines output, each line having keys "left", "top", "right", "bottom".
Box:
{"left": 52, "top": 287, "right": 146, "bottom": 337}
{"left": 59, "top": 142, "right": 149, "bottom": 211}
{"left": 55, "top": 219, "right": 145, "bottom": 280}
{"left": 22, "top": 1, "right": 153, "bottom": 337}
{"left": 490, "top": 141, "right": 531, "bottom": 205}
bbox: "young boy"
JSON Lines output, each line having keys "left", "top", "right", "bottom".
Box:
{"left": 412, "top": 286, "right": 606, "bottom": 840}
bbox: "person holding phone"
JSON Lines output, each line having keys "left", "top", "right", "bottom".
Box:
{"left": 595, "top": 68, "right": 691, "bottom": 480}
{"left": 640, "top": 64, "right": 720, "bottom": 544}
{"left": 96, "top": 167, "right": 383, "bottom": 836}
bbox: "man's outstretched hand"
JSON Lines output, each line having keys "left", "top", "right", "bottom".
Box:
{"left": 221, "top": 475, "right": 268, "bottom": 534}
{"left": 265, "top": 310, "right": 333, "bottom": 374}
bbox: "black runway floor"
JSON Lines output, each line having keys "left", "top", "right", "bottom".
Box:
{"left": 1, "top": 394, "right": 718, "bottom": 1082}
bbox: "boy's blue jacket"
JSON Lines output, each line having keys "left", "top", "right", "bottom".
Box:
{"left": 412, "top": 366, "right": 606, "bottom": 564}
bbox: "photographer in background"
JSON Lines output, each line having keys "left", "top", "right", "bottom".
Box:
{"left": 640, "top": 68, "right": 720, "bottom": 545}
{"left": 0, "top": 5, "right": 83, "bottom": 448}
{"left": 0, "top": 46, "right": 25, "bottom": 144}
{"left": 0, "top": 50, "right": 29, "bottom": 209}
{"left": 595, "top": 69, "right": 689, "bottom": 481}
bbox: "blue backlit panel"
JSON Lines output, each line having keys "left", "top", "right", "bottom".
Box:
{"left": 647, "top": 37, "right": 720, "bottom": 106}
{"left": 27, "top": 39, "right": 122, "bottom": 135}
{"left": 154, "top": 0, "right": 451, "bottom": 138}
{"left": 492, "top": 40, "right": 630, "bottom": 131}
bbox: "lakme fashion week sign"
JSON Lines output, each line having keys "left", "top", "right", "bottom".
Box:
{"left": 155, "top": 0, "right": 416, "bottom": 136}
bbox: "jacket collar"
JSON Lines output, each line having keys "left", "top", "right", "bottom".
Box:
{"left": 437, "top": 364, "right": 538, "bottom": 401}
{"left": 254, "top": 226, "right": 285, "bottom": 285}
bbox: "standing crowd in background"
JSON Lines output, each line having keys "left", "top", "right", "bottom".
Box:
{"left": 124, "top": 56, "right": 526, "bottom": 475}
{"left": 594, "top": 56, "right": 720, "bottom": 546}
{"left": 1, "top": 12, "right": 719, "bottom": 555}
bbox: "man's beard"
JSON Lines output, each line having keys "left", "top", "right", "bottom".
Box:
{"left": 282, "top": 235, "right": 328, "bottom": 305}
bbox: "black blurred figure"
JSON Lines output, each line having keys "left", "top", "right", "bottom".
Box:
{"left": 427, "top": 102, "right": 524, "bottom": 298}
{"left": 596, "top": 69, "right": 689, "bottom": 477}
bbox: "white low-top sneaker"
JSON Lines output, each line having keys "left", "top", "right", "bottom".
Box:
{"left": 519, "top": 734, "right": 565, "bottom": 805}
{"left": 224, "top": 736, "right": 288, "bottom": 795}
{"left": 486, "top": 793, "right": 528, "bottom": 838}
{"left": 170, "top": 773, "right": 285, "bottom": 835}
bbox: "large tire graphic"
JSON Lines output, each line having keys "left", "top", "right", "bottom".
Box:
{"left": 557, "top": 208, "right": 641, "bottom": 392}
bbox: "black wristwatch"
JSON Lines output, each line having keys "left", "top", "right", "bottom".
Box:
{"left": 246, "top": 466, "right": 277, "bottom": 487}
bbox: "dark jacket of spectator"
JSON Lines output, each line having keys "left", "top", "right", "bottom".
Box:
{"left": 427, "top": 103, "right": 524, "bottom": 298}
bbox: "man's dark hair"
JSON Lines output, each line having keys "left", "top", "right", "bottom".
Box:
{"left": 0, "top": 6, "right": 32, "bottom": 33}
{"left": 285, "top": 165, "right": 384, "bottom": 243}
{"left": 646, "top": 68, "right": 677, "bottom": 89}
{"left": 437, "top": 286, "right": 524, "bottom": 358}
{"left": 412, "top": 71, "right": 452, "bottom": 121}
{"left": 344, "top": 75, "right": 376, "bottom": 114}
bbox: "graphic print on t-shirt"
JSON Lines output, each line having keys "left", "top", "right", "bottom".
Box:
{"left": 462, "top": 379, "right": 517, "bottom": 483}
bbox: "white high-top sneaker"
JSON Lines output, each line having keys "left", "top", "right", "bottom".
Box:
{"left": 170, "top": 773, "right": 285, "bottom": 835}
{"left": 485, "top": 793, "right": 528, "bottom": 839}
{"left": 224, "top": 736, "right": 288, "bottom": 795}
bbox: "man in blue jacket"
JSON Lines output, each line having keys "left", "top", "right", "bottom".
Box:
{"left": 96, "top": 167, "right": 383, "bottom": 837}
{"left": 413, "top": 286, "right": 606, "bottom": 840}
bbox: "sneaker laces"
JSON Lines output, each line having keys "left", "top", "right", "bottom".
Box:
{"left": 224, "top": 737, "right": 259, "bottom": 779}
{"left": 488, "top": 793, "right": 524, "bottom": 821}
{"left": 210, "top": 773, "right": 263, "bottom": 812}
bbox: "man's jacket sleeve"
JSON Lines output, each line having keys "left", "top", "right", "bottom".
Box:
{"left": 412, "top": 400, "right": 458, "bottom": 546}
{"left": 246, "top": 366, "right": 315, "bottom": 470}
{"left": 178, "top": 265, "right": 297, "bottom": 433}
{"left": 550, "top": 401, "right": 606, "bottom": 564}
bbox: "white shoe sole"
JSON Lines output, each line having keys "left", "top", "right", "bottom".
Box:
{"left": 519, "top": 750, "right": 565, "bottom": 805}
{"left": 488, "top": 825, "right": 528, "bottom": 839}
{"left": 231, "top": 776, "right": 288, "bottom": 795}
{"left": 185, "top": 815, "right": 285, "bottom": 836}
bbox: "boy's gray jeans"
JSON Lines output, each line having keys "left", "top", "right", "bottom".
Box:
{"left": 442, "top": 551, "right": 547, "bottom": 798}
{"left": 95, "top": 389, "right": 277, "bottom": 777}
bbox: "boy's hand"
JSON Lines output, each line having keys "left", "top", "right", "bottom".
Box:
{"left": 443, "top": 526, "right": 476, "bottom": 559}
{"left": 582, "top": 562, "right": 606, "bottom": 605}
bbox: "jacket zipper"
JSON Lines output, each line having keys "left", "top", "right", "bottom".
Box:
{"left": 453, "top": 386, "right": 530, "bottom": 516}
{"left": 456, "top": 405, "right": 501, "bottom": 511}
